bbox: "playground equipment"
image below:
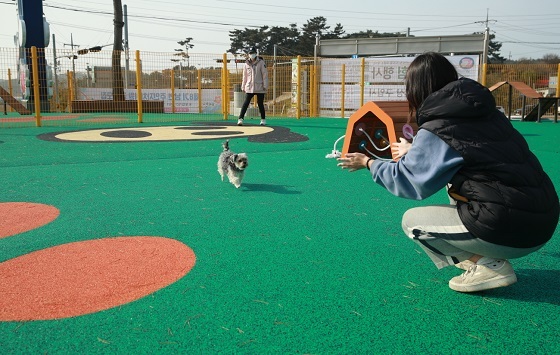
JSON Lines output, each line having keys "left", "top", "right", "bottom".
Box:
{"left": 0, "top": 86, "right": 31, "bottom": 115}
{"left": 521, "top": 97, "right": 559, "bottom": 123}
{"left": 488, "top": 81, "right": 559, "bottom": 122}
{"left": 341, "top": 101, "right": 417, "bottom": 161}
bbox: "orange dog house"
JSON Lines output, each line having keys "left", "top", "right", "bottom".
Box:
{"left": 341, "top": 101, "right": 417, "bottom": 161}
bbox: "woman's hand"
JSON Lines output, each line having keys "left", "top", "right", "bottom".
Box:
{"left": 337, "top": 153, "right": 370, "bottom": 172}
{"left": 391, "top": 138, "right": 412, "bottom": 160}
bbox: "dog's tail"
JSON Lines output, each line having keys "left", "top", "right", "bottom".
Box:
{"left": 222, "top": 139, "right": 230, "bottom": 152}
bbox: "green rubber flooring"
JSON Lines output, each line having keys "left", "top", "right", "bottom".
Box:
{"left": 0, "top": 118, "right": 559, "bottom": 353}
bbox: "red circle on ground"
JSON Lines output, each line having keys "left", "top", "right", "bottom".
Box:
{"left": 0, "top": 202, "right": 60, "bottom": 239}
{"left": 0, "top": 236, "right": 196, "bottom": 321}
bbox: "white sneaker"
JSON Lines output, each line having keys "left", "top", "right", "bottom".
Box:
{"left": 260, "top": 119, "right": 266, "bottom": 126}
{"left": 449, "top": 259, "right": 517, "bottom": 293}
{"left": 237, "top": 118, "right": 244, "bottom": 126}
{"left": 455, "top": 260, "right": 474, "bottom": 270}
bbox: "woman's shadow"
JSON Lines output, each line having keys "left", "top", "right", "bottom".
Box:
{"left": 484, "top": 268, "right": 560, "bottom": 305}
{"left": 241, "top": 183, "right": 301, "bottom": 194}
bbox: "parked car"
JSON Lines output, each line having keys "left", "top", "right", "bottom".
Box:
{"left": 514, "top": 104, "right": 537, "bottom": 116}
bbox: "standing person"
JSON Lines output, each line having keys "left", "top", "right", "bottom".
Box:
{"left": 237, "top": 47, "right": 269, "bottom": 126}
{"left": 337, "top": 52, "right": 559, "bottom": 293}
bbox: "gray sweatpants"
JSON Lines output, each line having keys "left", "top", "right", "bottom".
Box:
{"left": 401, "top": 204, "right": 544, "bottom": 269}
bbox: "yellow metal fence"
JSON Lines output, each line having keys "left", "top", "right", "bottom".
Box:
{"left": 485, "top": 63, "right": 560, "bottom": 116}
{"left": 0, "top": 47, "right": 558, "bottom": 128}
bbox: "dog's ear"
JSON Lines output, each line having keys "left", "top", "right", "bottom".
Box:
{"left": 230, "top": 154, "right": 238, "bottom": 162}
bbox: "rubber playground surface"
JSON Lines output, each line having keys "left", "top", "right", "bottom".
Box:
{"left": 0, "top": 116, "right": 559, "bottom": 353}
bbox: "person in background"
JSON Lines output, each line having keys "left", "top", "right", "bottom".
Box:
{"left": 337, "top": 52, "right": 559, "bottom": 293}
{"left": 237, "top": 47, "right": 269, "bottom": 126}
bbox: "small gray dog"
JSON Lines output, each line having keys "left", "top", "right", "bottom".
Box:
{"left": 217, "top": 140, "right": 248, "bottom": 188}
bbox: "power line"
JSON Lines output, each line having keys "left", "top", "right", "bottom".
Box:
{"left": 48, "top": 20, "right": 230, "bottom": 47}
{"left": 43, "top": 3, "right": 260, "bottom": 28}
{"left": 411, "top": 22, "right": 480, "bottom": 33}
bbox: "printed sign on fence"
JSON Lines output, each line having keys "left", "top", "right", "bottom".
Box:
{"left": 319, "top": 55, "right": 479, "bottom": 115}
{"left": 321, "top": 84, "right": 407, "bottom": 109}
{"left": 78, "top": 88, "right": 222, "bottom": 113}
{"left": 320, "top": 55, "right": 479, "bottom": 84}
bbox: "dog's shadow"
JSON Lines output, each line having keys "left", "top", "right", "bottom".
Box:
{"left": 241, "top": 183, "right": 301, "bottom": 194}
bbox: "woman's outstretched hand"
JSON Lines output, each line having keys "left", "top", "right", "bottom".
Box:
{"left": 391, "top": 137, "right": 412, "bottom": 160}
{"left": 337, "top": 152, "right": 370, "bottom": 172}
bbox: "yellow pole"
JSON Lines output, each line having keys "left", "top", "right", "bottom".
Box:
{"left": 481, "top": 63, "right": 488, "bottom": 86}
{"left": 360, "top": 57, "right": 365, "bottom": 107}
{"left": 556, "top": 63, "right": 560, "bottom": 98}
{"left": 135, "top": 50, "right": 143, "bottom": 123}
{"left": 68, "top": 71, "right": 75, "bottom": 103}
{"left": 309, "top": 65, "right": 314, "bottom": 117}
{"left": 220, "top": 60, "right": 226, "bottom": 119}
{"left": 171, "top": 69, "right": 175, "bottom": 113}
{"left": 67, "top": 70, "right": 73, "bottom": 113}
{"left": 31, "top": 46, "right": 42, "bottom": 126}
{"left": 313, "top": 65, "right": 319, "bottom": 117}
{"left": 297, "top": 55, "right": 302, "bottom": 119}
{"left": 341, "top": 64, "right": 346, "bottom": 118}
{"left": 7, "top": 69, "right": 13, "bottom": 112}
{"left": 197, "top": 68, "right": 202, "bottom": 113}
{"left": 222, "top": 53, "right": 228, "bottom": 120}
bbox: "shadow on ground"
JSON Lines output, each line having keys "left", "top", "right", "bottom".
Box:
{"left": 241, "top": 183, "right": 301, "bottom": 194}
{"left": 478, "top": 269, "right": 560, "bottom": 305}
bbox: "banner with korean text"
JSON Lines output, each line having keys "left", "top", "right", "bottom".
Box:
{"left": 77, "top": 88, "right": 223, "bottom": 113}
{"left": 319, "top": 55, "right": 479, "bottom": 117}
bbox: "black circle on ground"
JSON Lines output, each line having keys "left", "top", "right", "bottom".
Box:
{"left": 100, "top": 130, "right": 153, "bottom": 138}
{"left": 248, "top": 126, "right": 309, "bottom": 143}
{"left": 191, "top": 131, "right": 245, "bottom": 136}
{"left": 175, "top": 126, "right": 227, "bottom": 130}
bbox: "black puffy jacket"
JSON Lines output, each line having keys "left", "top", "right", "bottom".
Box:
{"left": 418, "top": 78, "right": 559, "bottom": 248}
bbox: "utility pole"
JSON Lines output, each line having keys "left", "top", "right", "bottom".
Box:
{"left": 482, "top": 9, "right": 490, "bottom": 66}
{"left": 475, "top": 9, "right": 494, "bottom": 84}
{"left": 63, "top": 33, "right": 79, "bottom": 89}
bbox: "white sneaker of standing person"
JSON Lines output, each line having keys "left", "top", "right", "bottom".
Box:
{"left": 260, "top": 119, "right": 266, "bottom": 126}
{"left": 237, "top": 118, "right": 243, "bottom": 126}
{"left": 449, "top": 257, "right": 517, "bottom": 293}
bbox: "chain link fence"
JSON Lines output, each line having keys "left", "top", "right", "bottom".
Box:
{"left": 0, "top": 47, "right": 558, "bottom": 127}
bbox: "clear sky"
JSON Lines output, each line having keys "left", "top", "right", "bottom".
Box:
{"left": 1, "top": 0, "right": 559, "bottom": 60}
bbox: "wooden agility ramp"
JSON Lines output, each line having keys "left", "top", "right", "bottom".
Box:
{"left": 521, "top": 97, "right": 559, "bottom": 122}
{"left": 341, "top": 101, "right": 417, "bottom": 160}
{"left": 0, "top": 86, "right": 31, "bottom": 115}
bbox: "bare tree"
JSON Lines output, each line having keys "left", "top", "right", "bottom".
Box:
{"left": 112, "top": 0, "right": 125, "bottom": 102}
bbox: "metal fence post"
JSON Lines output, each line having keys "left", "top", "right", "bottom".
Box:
{"left": 222, "top": 53, "right": 228, "bottom": 120}
{"left": 31, "top": 46, "right": 42, "bottom": 126}
{"left": 170, "top": 69, "right": 175, "bottom": 114}
{"left": 360, "top": 57, "right": 365, "bottom": 107}
{"left": 135, "top": 50, "right": 143, "bottom": 123}
{"left": 296, "top": 55, "right": 301, "bottom": 119}
{"left": 341, "top": 63, "right": 346, "bottom": 118}
{"left": 197, "top": 68, "right": 202, "bottom": 113}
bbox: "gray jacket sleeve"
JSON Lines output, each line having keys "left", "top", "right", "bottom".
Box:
{"left": 369, "top": 129, "right": 464, "bottom": 200}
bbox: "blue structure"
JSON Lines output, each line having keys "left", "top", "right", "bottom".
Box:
{"left": 16, "top": 0, "right": 50, "bottom": 112}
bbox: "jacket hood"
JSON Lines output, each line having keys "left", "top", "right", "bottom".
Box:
{"left": 417, "top": 77, "right": 496, "bottom": 125}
